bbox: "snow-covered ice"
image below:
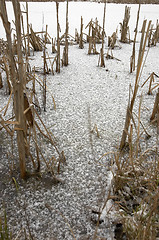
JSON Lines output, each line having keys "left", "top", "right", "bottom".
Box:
{"left": 0, "top": 2, "right": 159, "bottom": 240}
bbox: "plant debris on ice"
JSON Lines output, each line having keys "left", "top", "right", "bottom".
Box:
{"left": 0, "top": 2, "right": 159, "bottom": 240}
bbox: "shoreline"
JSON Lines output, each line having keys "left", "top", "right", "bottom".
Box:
{"left": 5, "top": 0, "right": 159, "bottom": 4}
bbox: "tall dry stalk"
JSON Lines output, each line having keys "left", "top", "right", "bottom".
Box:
{"left": 43, "top": 25, "right": 47, "bottom": 111}
{"left": 56, "top": 1, "right": 60, "bottom": 73}
{"left": 120, "top": 5, "right": 130, "bottom": 43}
{"left": 0, "top": 0, "right": 27, "bottom": 178}
{"left": 79, "top": 16, "right": 84, "bottom": 49}
{"left": 120, "top": 20, "right": 151, "bottom": 150}
{"left": 64, "top": 0, "right": 69, "bottom": 66}
{"left": 99, "top": 0, "right": 106, "bottom": 67}
{"left": 130, "top": 3, "right": 141, "bottom": 73}
{"left": 26, "top": 1, "right": 30, "bottom": 56}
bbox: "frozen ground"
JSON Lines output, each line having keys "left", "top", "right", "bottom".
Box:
{"left": 0, "top": 2, "right": 159, "bottom": 240}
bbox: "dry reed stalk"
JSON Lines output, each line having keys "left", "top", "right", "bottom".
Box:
{"left": 43, "top": 25, "right": 47, "bottom": 112}
{"left": 34, "top": 73, "right": 56, "bottom": 109}
{"left": 29, "top": 26, "right": 43, "bottom": 51}
{"left": 108, "top": 31, "right": 117, "bottom": 49}
{"left": 148, "top": 20, "right": 159, "bottom": 47}
{"left": 88, "top": 21, "right": 92, "bottom": 54}
{"left": 130, "top": 3, "right": 140, "bottom": 73}
{"left": 48, "top": 155, "right": 57, "bottom": 174}
{"left": 0, "top": 115, "right": 13, "bottom": 136}
{"left": 113, "top": 135, "right": 159, "bottom": 239}
{"left": 97, "top": 151, "right": 115, "bottom": 163}
{"left": 45, "top": 51, "right": 54, "bottom": 75}
{"left": 79, "top": 16, "right": 84, "bottom": 49}
{"left": 114, "top": 151, "right": 122, "bottom": 174}
{"left": 120, "top": 20, "right": 151, "bottom": 150}
{"left": 99, "top": 0, "right": 106, "bottom": 67}
{"left": 20, "top": 13, "right": 27, "bottom": 56}
{"left": 0, "top": 115, "right": 14, "bottom": 131}
{"left": 24, "top": 138, "right": 37, "bottom": 169}
{"left": 141, "top": 72, "right": 159, "bottom": 95}
{"left": 128, "top": 124, "right": 133, "bottom": 166}
{"left": 148, "top": 23, "right": 153, "bottom": 47}
{"left": 34, "top": 108, "right": 62, "bottom": 159}
{"left": 86, "top": 20, "right": 99, "bottom": 55}
{"left": 21, "top": 5, "right": 30, "bottom": 72}
{"left": 94, "top": 124, "right": 100, "bottom": 138}
{"left": 12, "top": 33, "right": 17, "bottom": 55}
{"left": 150, "top": 88, "right": 159, "bottom": 122}
{"left": 120, "top": 5, "right": 130, "bottom": 43}
{"left": 64, "top": 0, "right": 69, "bottom": 66}
{"left": 26, "top": 1, "right": 30, "bottom": 56}
{"left": 34, "top": 121, "right": 55, "bottom": 144}
{"left": 136, "top": 95, "right": 142, "bottom": 157}
{"left": 23, "top": 94, "right": 33, "bottom": 127}
{"left": 2, "top": 56, "right": 12, "bottom": 94}
{"left": 52, "top": 38, "right": 57, "bottom": 53}
{"left": 148, "top": 74, "right": 154, "bottom": 95}
{"left": 3, "top": 89, "right": 13, "bottom": 117}
{"left": 13, "top": 0, "right": 29, "bottom": 165}
{"left": 132, "top": 111, "right": 151, "bottom": 138}
{"left": 87, "top": 19, "right": 92, "bottom": 43}
{"left": 75, "top": 28, "right": 79, "bottom": 43}
{"left": 56, "top": 1, "right": 60, "bottom": 73}
{"left": 32, "top": 125, "right": 40, "bottom": 171}
{"left": 0, "top": 0, "right": 29, "bottom": 178}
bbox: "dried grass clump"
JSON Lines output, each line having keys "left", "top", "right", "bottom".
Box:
{"left": 113, "top": 16, "right": 159, "bottom": 239}
{"left": 112, "top": 98, "right": 159, "bottom": 239}
{"left": 113, "top": 145, "right": 159, "bottom": 239}
{"left": 0, "top": 0, "right": 64, "bottom": 180}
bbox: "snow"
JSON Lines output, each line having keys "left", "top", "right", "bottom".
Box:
{"left": 1, "top": 2, "right": 159, "bottom": 39}
{"left": 0, "top": 2, "right": 159, "bottom": 240}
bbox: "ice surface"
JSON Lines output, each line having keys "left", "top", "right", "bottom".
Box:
{"left": 0, "top": 2, "right": 159, "bottom": 240}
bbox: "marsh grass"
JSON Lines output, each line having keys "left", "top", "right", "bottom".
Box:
{"left": 113, "top": 105, "right": 159, "bottom": 239}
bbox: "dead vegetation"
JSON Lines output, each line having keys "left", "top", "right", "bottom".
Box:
{"left": 112, "top": 97, "right": 159, "bottom": 239}
{"left": 0, "top": 0, "right": 65, "bottom": 180}
{"left": 0, "top": 0, "right": 159, "bottom": 239}
{"left": 120, "top": 5, "right": 131, "bottom": 43}
{"left": 111, "top": 11, "right": 159, "bottom": 240}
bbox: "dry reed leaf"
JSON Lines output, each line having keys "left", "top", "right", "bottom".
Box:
{"left": 34, "top": 73, "right": 56, "bottom": 110}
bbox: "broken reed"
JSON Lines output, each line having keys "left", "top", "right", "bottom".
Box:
{"left": 64, "top": 0, "right": 69, "bottom": 66}
{"left": 79, "top": 16, "right": 84, "bottom": 49}
{"left": 113, "top": 148, "right": 159, "bottom": 239}
{"left": 120, "top": 19, "right": 151, "bottom": 150}
{"left": 141, "top": 72, "right": 159, "bottom": 95}
{"left": 0, "top": 0, "right": 29, "bottom": 178}
{"left": 120, "top": 5, "right": 130, "bottom": 43}
{"left": 98, "top": 0, "right": 107, "bottom": 67}
{"left": 130, "top": 3, "right": 140, "bottom": 73}
{"left": 113, "top": 88, "right": 159, "bottom": 239}
{"left": 0, "top": 0, "right": 63, "bottom": 179}
{"left": 113, "top": 111, "right": 159, "bottom": 239}
{"left": 43, "top": 25, "right": 47, "bottom": 112}
{"left": 86, "top": 18, "right": 103, "bottom": 54}
{"left": 115, "top": 19, "right": 159, "bottom": 239}
{"left": 56, "top": 1, "right": 60, "bottom": 73}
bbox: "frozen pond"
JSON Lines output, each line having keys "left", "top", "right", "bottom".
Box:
{"left": 0, "top": 2, "right": 159, "bottom": 39}
{"left": 0, "top": 2, "right": 159, "bottom": 240}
